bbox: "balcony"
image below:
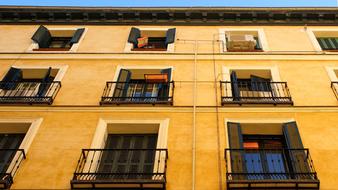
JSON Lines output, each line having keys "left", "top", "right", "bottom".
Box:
{"left": 220, "top": 81, "right": 293, "bottom": 105}
{"left": 71, "top": 149, "right": 168, "bottom": 189}
{"left": 225, "top": 149, "right": 319, "bottom": 190}
{"left": 0, "top": 149, "right": 26, "bottom": 189}
{"left": 332, "top": 82, "right": 338, "bottom": 99}
{"left": 0, "top": 81, "right": 61, "bottom": 105}
{"left": 100, "top": 82, "right": 174, "bottom": 105}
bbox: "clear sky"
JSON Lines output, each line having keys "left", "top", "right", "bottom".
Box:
{"left": 0, "top": 0, "right": 336, "bottom": 7}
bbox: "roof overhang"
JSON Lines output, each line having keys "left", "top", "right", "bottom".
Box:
{"left": 0, "top": 6, "right": 337, "bottom": 25}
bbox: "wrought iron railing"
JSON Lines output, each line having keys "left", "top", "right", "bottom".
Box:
{"left": 100, "top": 81, "right": 174, "bottom": 105}
{"left": 220, "top": 81, "right": 293, "bottom": 105}
{"left": 0, "top": 81, "right": 61, "bottom": 105}
{"left": 331, "top": 82, "right": 338, "bottom": 99}
{"left": 0, "top": 149, "right": 26, "bottom": 189}
{"left": 225, "top": 149, "right": 319, "bottom": 189}
{"left": 71, "top": 149, "right": 168, "bottom": 189}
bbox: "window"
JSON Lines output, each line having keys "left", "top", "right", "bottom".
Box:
{"left": 71, "top": 119, "right": 169, "bottom": 189}
{"left": 125, "top": 27, "right": 176, "bottom": 52}
{"left": 0, "top": 66, "right": 63, "bottom": 104}
{"left": 326, "top": 67, "right": 338, "bottom": 100}
{"left": 29, "top": 25, "right": 85, "bottom": 52}
{"left": 307, "top": 29, "right": 338, "bottom": 52}
{"left": 0, "top": 118, "right": 42, "bottom": 189}
{"left": 101, "top": 67, "right": 174, "bottom": 105}
{"left": 219, "top": 29, "right": 268, "bottom": 52}
{"left": 221, "top": 68, "right": 293, "bottom": 105}
{"left": 225, "top": 121, "right": 319, "bottom": 189}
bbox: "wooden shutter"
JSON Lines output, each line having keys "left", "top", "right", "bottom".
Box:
{"left": 227, "top": 122, "right": 246, "bottom": 180}
{"left": 230, "top": 71, "right": 240, "bottom": 101}
{"left": 158, "top": 68, "right": 172, "bottom": 100}
{"left": 128, "top": 27, "right": 141, "bottom": 48}
{"left": 165, "top": 28, "right": 176, "bottom": 45}
{"left": 37, "top": 67, "right": 52, "bottom": 97}
{"left": 282, "top": 122, "right": 311, "bottom": 179}
{"left": 98, "top": 134, "right": 157, "bottom": 179}
{"left": 113, "top": 69, "right": 131, "bottom": 98}
{"left": 0, "top": 67, "right": 23, "bottom": 90}
{"left": 250, "top": 75, "right": 272, "bottom": 92}
{"left": 0, "top": 134, "right": 25, "bottom": 174}
{"left": 70, "top": 28, "right": 85, "bottom": 44}
{"left": 31, "top": 25, "right": 52, "bottom": 48}
{"left": 317, "top": 38, "right": 338, "bottom": 50}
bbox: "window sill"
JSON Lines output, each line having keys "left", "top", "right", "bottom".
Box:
{"left": 226, "top": 49, "right": 264, "bottom": 52}
{"left": 33, "top": 48, "right": 71, "bottom": 51}
{"left": 132, "top": 48, "right": 168, "bottom": 51}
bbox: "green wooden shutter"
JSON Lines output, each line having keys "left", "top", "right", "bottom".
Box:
{"left": 250, "top": 75, "right": 272, "bottom": 92}
{"left": 113, "top": 69, "right": 131, "bottom": 98}
{"left": 282, "top": 122, "right": 311, "bottom": 179}
{"left": 98, "top": 134, "right": 157, "bottom": 180}
{"left": 158, "top": 68, "right": 172, "bottom": 100}
{"left": 227, "top": 122, "right": 246, "bottom": 180}
{"left": 0, "top": 67, "right": 23, "bottom": 90}
{"left": 0, "top": 134, "right": 25, "bottom": 174}
{"left": 230, "top": 71, "right": 240, "bottom": 101}
{"left": 317, "top": 38, "right": 338, "bottom": 50}
{"left": 37, "top": 67, "right": 52, "bottom": 97}
{"left": 70, "top": 28, "right": 85, "bottom": 45}
{"left": 31, "top": 25, "right": 52, "bottom": 48}
{"left": 127, "top": 27, "right": 141, "bottom": 48}
{"left": 165, "top": 28, "right": 176, "bottom": 45}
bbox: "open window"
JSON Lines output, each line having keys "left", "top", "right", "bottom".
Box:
{"left": 220, "top": 29, "right": 267, "bottom": 52}
{"left": 225, "top": 121, "right": 319, "bottom": 189}
{"left": 71, "top": 119, "right": 169, "bottom": 189}
{"left": 0, "top": 119, "right": 42, "bottom": 189}
{"left": 29, "top": 25, "right": 85, "bottom": 52}
{"left": 101, "top": 68, "right": 174, "bottom": 105}
{"left": 221, "top": 69, "right": 293, "bottom": 105}
{"left": 126, "top": 27, "right": 176, "bottom": 52}
{"left": 0, "top": 67, "right": 62, "bottom": 104}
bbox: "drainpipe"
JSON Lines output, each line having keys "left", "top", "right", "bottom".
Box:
{"left": 192, "top": 40, "right": 197, "bottom": 190}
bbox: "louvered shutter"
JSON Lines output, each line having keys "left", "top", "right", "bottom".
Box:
{"left": 113, "top": 69, "right": 131, "bottom": 98}
{"left": 165, "top": 28, "right": 176, "bottom": 45}
{"left": 230, "top": 71, "right": 240, "bottom": 101}
{"left": 282, "top": 122, "right": 311, "bottom": 179}
{"left": 31, "top": 25, "right": 52, "bottom": 48}
{"left": 70, "top": 28, "right": 85, "bottom": 45}
{"left": 128, "top": 27, "right": 141, "bottom": 48}
{"left": 0, "top": 134, "right": 25, "bottom": 174}
{"left": 0, "top": 67, "right": 23, "bottom": 90}
{"left": 227, "top": 122, "right": 246, "bottom": 180}
{"left": 250, "top": 75, "right": 272, "bottom": 92}
{"left": 158, "top": 68, "right": 172, "bottom": 101}
{"left": 98, "top": 134, "right": 157, "bottom": 180}
{"left": 317, "top": 38, "right": 338, "bottom": 50}
{"left": 37, "top": 67, "right": 52, "bottom": 97}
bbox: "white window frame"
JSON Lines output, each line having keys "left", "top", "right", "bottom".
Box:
{"left": 124, "top": 27, "right": 175, "bottom": 53}
{"left": 221, "top": 65, "right": 283, "bottom": 98}
{"left": 325, "top": 66, "right": 338, "bottom": 82}
{"left": 0, "top": 118, "right": 43, "bottom": 177}
{"left": 0, "top": 65, "right": 68, "bottom": 98}
{"left": 218, "top": 28, "right": 269, "bottom": 53}
{"left": 86, "top": 118, "right": 169, "bottom": 179}
{"left": 27, "top": 27, "right": 88, "bottom": 53}
{"left": 306, "top": 28, "right": 338, "bottom": 52}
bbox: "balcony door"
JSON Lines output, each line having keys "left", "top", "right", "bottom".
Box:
{"left": 242, "top": 135, "right": 289, "bottom": 180}
{"left": 0, "top": 134, "right": 25, "bottom": 175}
{"left": 98, "top": 134, "right": 158, "bottom": 180}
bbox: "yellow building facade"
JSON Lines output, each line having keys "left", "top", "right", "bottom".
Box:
{"left": 0, "top": 6, "right": 337, "bottom": 190}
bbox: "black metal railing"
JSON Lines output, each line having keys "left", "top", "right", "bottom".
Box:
{"left": 225, "top": 149, "right": 319, "bottom": 189}
{"left": 331, "top": 82, "right": 338, "bottom": 99}
{"left": 100, "top": 82, "right": 174, "bottom": 105}
{"left": 220, "top": 81, "right": 293, "bottom": 105}
{"left": 0, "top": 149, "right": 26, "bottom": 189}
{"left": 0, "top": 81, "right": 61, "bottom": 105}
{"left": 71, "top": 149, "right": 168, "bottom": 189}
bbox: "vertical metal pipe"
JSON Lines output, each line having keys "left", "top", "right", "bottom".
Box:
{"left": 192, "top": 40, "right": 197, "bottom": 190}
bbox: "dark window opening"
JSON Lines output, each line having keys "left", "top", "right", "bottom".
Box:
{"left": 225, "top": 36, "right": 262, "bottom": 52}
{"left": 48, "top": 37, "right": 72, "bottom": 49}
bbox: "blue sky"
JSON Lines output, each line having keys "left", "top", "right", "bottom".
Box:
{"left": 0, "top": 0, "right": 336, "bottom": 7}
